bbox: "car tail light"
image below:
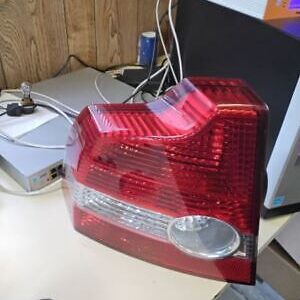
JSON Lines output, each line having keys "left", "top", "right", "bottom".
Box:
{"left": 63, "top": 77, "right": 268, "bottom": 285}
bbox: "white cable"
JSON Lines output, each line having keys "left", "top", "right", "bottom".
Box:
{"left": 94, "top": 73, "right": 111, "bottom": 104}
{"left": 0, "top": 100, "right": 73, "bottom": 149}
{"left": 156, "top": 65, "right": 170, "bottom": 97}
{"left": 0, "top": 179, "right": 62, "bottom": 197}
{"left": 131, "top": 63, "right": 169, "bottom": 99}
{"left": 1, "top": 89, "right": 80, "bottom": 116}
{"left": 0, "top": 131, "right": 66, "bottom": 150}
{"left": 94, "top": 66, "right": 168, "bottom": 104}
{"left": 35, "top": 99, "right": 73, "bottom": 126}
{"left": 0, "top": 93, "right": 66, "bottom": 196}
{"left": 95, "top": 0, "right": 179, "bottom": 104}
{"left": 156, "top": 0, "right": 178, "bottom": 84}
{"left": 31, "top": 91, "right": 80, "bottom": 116}
{"left": 168, "top": 0, "right": 183, "bottom": 81}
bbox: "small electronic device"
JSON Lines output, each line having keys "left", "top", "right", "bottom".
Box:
{"left": 263, "top": 78, "right": 300, "bottom": 217}
{"left": 0, "top": 117, "right": 66, "bottom": 191}
{"left": 0, "top": 68, "right": 133, "bottom": 191}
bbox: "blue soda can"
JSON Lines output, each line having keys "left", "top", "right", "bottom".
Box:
{"left": 137, "top": 31, "right": 157, "bottom": 66}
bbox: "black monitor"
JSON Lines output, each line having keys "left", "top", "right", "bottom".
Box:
{"left": 174, "top": 0, "right": 300, "bottom": 217}
{"left": 175, "top": 0, "right": 300, "bottom": 160}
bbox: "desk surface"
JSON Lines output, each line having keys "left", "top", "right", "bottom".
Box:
{"left": 0, "top": 166, "right": 291, "bottom": 300}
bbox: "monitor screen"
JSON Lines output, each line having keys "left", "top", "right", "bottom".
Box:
{"left": 289, "top": 0, "right": 300, "bottom": 10}
{"left": 174, "top": 0, "right": 300, "bottom": 161}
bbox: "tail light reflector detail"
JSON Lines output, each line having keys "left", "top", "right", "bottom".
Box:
{"left": 64, "top": 77, "right": 268, "bottom": 284}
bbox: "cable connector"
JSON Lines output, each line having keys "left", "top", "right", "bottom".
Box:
{"left": 6, "top": 103, "right": 23, "bottom": 116}
{"left": 4, "top": 82, "right": 37, "bottom": 116}
{"left": 5, "top": 102, "right": 36, "bottom": 117}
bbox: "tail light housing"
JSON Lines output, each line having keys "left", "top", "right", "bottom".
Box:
{"left": 63, "top": 77, "right": 268, "bottom": 285}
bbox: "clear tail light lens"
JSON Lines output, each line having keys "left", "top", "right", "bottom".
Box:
{"left": 63, "top": 77, "right": 268, "bottom": 285}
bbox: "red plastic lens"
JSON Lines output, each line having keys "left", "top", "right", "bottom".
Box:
{"left": 64, "top": 77, "right": 268, "bottom": 284}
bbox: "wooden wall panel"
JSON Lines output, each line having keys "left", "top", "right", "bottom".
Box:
{"left": 138, "top": 0, "right": 157, "bottom": 34}
{"left": 0, "top": 0, "right": 69, "bottom": 88}
{"left": 137, "top": 0, "right": 172, "bottom": 59}
{"left": 116, "top": 0, "right": 138, "bottom": 64}
{"left": 95, "top": 0, "right": 139, "bottom": 68}
{"left": 0, "top": 56, "right": 7, "bottom": 89}
{"left": 95, "top": 0, "right": 121, "bottom": 68}
{"left": 0, "top": 0, "right": 170, "bottom": 88}
{"left": 64, "top": 0, "right": 97, "bottom": 71}
{"left": 138, "top": 0, "right": 169, "bottom": 34}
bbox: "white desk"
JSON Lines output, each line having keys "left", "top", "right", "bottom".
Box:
{"left": 0, "top": 165, "right": 291, "bottom": 300}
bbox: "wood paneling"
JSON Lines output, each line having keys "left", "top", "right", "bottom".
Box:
{"left": 64, "top": 0, "right": 97, "bottom": 71}
{"left": 95, "top": 0, "right": 139, "bottom": 68}
{"left": 138, "top": 0, "right": 169, "bottom": 33}
{"left": 0, "top": 56, "right": 7, "bottom": 89}
{"left": 138, "top": 0, "right": 157, "bottom": 34}
{"left": 0, "top": 0, "right": 69, "bottom": 88}
{"left": 0, "top": 0, "right": 169, "bottom": 88}
{"left": 140, "top": 0, "right": 174, "bottom": 54}
{"left": 116, "top": 0, "right": 138, "bottom": 64}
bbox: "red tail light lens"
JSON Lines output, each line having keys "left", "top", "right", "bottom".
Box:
{"left": 64, "top": 77, "right": 268, "bottom": 284}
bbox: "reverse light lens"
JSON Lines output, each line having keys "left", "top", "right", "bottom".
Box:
{"left": 64, "top": 77, "right": 268, "bottom": 284}
{"left": 168, "top": 216, "right": 241, "bottom": 259}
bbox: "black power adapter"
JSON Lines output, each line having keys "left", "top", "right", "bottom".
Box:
{"left": 5, "top": 103, "right": 36, "bottom": 117}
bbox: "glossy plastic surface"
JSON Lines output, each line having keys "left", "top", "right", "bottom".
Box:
{"left": 64, "top": 77, "right": 268, "bottom": 284}
{"left": 289, "top": 0, "right": 300, "bottom": 10}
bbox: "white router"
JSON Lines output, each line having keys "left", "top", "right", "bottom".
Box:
{"left": 263, "top": 76, "right": 300, "bottom": 217}
{"left": 0, "top": 68, "right": 133, "bottom": 191}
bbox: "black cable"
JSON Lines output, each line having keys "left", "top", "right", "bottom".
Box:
{"left": 54, "top": 54, "right": 144, "bottom": 78}
{"left": 0, "top": 106, "right": 17, "bottom": 117}
{"left": 0, "top": 103, "right": 38, "bottom": 118}
{"left": 0, "top": 103, "right": 9, "bottom": 116}
{"left": 53, "top": 54, "right": 104, "bottom": 77}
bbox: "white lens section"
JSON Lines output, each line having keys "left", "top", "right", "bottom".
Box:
{"left": 72, "top": 181, "right": 171, "bottom": 239}
{"left": 168, "top": 216, "right": 241, "bottom": 259}
{"left": 69, "top": 179, "right": 247, "bottom": 259}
